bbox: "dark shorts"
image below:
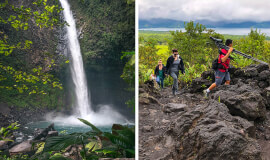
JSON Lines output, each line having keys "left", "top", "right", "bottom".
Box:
{"left": 215, "top": 70, "right": 230, "bottom": 86}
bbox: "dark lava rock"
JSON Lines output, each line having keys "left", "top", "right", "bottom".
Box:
{"left": 256, "top": 63, "right": 269, "bottom": 73}
{"left": 171, "top": 100, "right": 260, "bottom": 160}
{"left": 139, "top": 93, "right": 161, "bottom": 105}
{"left": 243, "top": 67, "right": 258, "bottom": 77}
{"left": 142, "top": 126, "right": 153, "bottom": 132}
{"left": 139, "top": 64, "right": 270, "bottom": 160}
{"left": 201, "top": 70, "right": 215, "bottom": 81}
{"left": 162, "top": 103, "right": 187, "bottom": 113}
{"left": 258, "top": 70, "right": 270, "bottom": 81}
{"left": 188, "top": 77, "right": 212, "bottom": 93}
{"left": 213, "top": 84, "right": 267, "bottom": 120}
{"left": 258, "top": 81, "right": 269, "bottom": 88}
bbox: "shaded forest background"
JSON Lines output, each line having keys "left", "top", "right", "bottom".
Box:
{"left": 0, "top": 0, "right": 135, "bottom": 109}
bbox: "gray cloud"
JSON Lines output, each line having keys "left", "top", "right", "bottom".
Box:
{"left": 139, "top": 0, "right": 270, "bottom": 22}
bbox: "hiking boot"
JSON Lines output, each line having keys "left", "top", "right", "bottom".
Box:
{"left": 172, "top": 89, "right": 176, "bottom": 96}
{"left": 203, "top": 89, "right": 209, "bottom": 98}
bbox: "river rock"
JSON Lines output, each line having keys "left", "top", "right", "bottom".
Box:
{"left": 47, "top": 131, "right": 58, "bottom": 138}
{"left": 9, "top": 140, "right": 32, "bottom": 155}
{"left": 34, "top": 123, "right": 55, "bottom": 140}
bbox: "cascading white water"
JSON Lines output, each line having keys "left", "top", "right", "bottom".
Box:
{"left": 59, "top": 0, "right": 90, "bottom": 117}
{"left": 55, "top": 0, "right": 129, "bottom": 126}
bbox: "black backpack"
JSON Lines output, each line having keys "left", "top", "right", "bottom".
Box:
{"left": 212, "top": 58, "right": 219, "bottom": 70}
{"left": 212, "top": 50, "right": 225, "bottom": 70}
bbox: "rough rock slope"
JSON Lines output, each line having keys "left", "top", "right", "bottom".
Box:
{"left": 139, "top": 64, "right": 270, "bottom": 160}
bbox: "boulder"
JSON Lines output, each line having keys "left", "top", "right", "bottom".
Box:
{"left": 201, "top": 70, "right": 215, "bottom": 81}
{"left": 171, "top": 100, "right": 260, "bottom": 160}
{"left": 256, "top": 63, "right": 269, "bottom": 73}
{"left": 258, "top": 70, "right": 270, "bottom": 81}
{"left": 188, "top": 77, "right": 212, "bottom": 93}
{"left": 9, "top": 140, "right": 32, "bottom": 155}
{"left": 258, "top": 81, "right": 269, "bottom": 88}
{"left": 243, "top": 67, "right": 258, "bottom": 77}
{"left": 213, "top": 84, "right": 266, "bottom": 120}
{"left": 34, "top": 123, "right": 55, "bottom": 140}
{"left": 47, "top": 131, "right": 58, "bottom": 138}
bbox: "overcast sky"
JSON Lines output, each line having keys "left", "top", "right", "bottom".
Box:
{"left": 139, "top": 0, "right": 270, "bottom": 22}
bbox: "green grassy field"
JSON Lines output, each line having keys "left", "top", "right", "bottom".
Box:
{"left": 139, "top": 30, "right": 270, "bottom": 43}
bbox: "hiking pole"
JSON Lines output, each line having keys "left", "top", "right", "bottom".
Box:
{"left": 210, "top": 36, "right": 269, "bottom": 65}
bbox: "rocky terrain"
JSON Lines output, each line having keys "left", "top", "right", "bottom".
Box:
{"left": 0, "top": 103, "right": 51, "bottom": 128}
{"left": 139, "top": 64, "right": 270, "bottom": 160}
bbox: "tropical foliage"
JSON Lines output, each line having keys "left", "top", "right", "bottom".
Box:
{"left": 121, "top": 51, "right": 135, "bottom": 111}
{"left": 139, "top": 21, "right": 270, "bottom": 86}
{"left": 0, "top": 0, "right": 69, "bottom": 108}
{"left": 0, "top": 120, "right": 135, "bottom": 160}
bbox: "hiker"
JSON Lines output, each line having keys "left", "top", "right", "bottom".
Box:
{"left": 166, "top": 49, "right": 185, "bottom": 95}
{"left": 204, "top": 39, "right": 234, "bottom": 98}
{"left": 154, "top": 59, "right": 166, "bottom": 89}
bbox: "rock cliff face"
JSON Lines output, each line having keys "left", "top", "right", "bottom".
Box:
{"left": 139, "top": 64, "right": 270, "bottom": 160}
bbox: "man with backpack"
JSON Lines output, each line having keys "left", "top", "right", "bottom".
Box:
{"left": 204, "top": 39, "right": 234, "bottom": 98}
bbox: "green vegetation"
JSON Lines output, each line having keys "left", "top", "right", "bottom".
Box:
{"left": 0, "top": 0, "right": 68, "bottom": 108}
{"left": 0, "top": 1, "right": 135, "bottom": 159}
{"left": 0, "top": 122, "right": 19, "bottom": 142}
{"left": 139, "top": 21, "right": 270, "bottom": 86}
{"left": 69, "top": 0, "right": 135, "bottom": 63}
{"left": 121, "top": 51, "right": 135, "bottom": 111}
{"left": 0, "top": 120, "right": 135, "bottom": 160}
{"left": 0, "top": 0, "right": 135, "bottom": 109}
{"left": 139, "top": 31, "right": 172, "bottom": 44}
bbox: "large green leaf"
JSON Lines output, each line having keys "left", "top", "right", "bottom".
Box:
{"left": 50, "top": 153, "right": 72, "bottom": 160}
{"left": 85, "top": 140, "right": 102, "bottom": 152}
{"left": 113, "top": 127, "right": 135, "bottom": 147}
{"left": 103, "top": 132, "right": 134, "bottom": 150}
{"left": 43, "top": 133, "right": 89, "bottom": 152}
{"left": 78, "top": 118, "right": 102, "bottom": 134}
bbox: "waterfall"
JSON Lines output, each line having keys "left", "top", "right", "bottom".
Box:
{"left": 59, "top": 0, "right": 91, "bottom": 117}
{"left": 49, "top": 0, "right": 129, "bottom": 126}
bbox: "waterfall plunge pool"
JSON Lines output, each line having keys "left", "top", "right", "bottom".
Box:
{"left": 16, "top": 120, "right": 134, "bottom": 143}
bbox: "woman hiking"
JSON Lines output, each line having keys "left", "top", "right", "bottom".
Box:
{"left": 154, "top": 59, "right": 166, "bottom": 89}
{"left": 166, "top": 49, "right": 185, "bottom": 95}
